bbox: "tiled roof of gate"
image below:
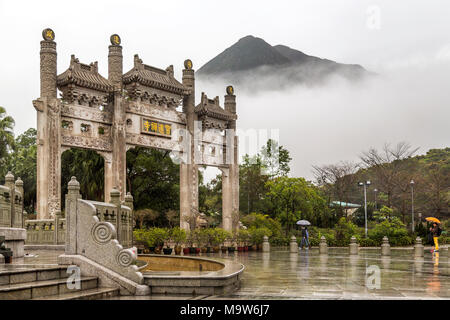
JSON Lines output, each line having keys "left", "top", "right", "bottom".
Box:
{"left": 195, "top": 93, "right": 237, "bottom": 121}
{"left": 123, "top": 54, "right": 188, "bottom": 96}
{"left": 57, "top": 55, "right": 113, "bottom": 92}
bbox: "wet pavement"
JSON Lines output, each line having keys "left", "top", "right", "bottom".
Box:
{"left": 8, "top": 248, "right": 450, "bottom": 300}
{"left": 207, "top": 248, "right": 450, "bottom": 300}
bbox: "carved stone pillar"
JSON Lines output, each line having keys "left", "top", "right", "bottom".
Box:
{"left": 5, "top": 172, "right": 15, "bottom": 227}
{"left": 180, "top": 60, "right": 199, "bottom": 231}
{"left": 221, "top": 167, "right": 233, "bottom": 232}
{"left": 110, "top": 187, "right": 121, "bottom": 243}
{"left": 35, "top": 29, "right": 61, "bottom": 219}
{"left": 108, "top": 34, "right": 123, "bottom": 90}
{"left": 99, "top": 152, "right": 114, "bottom": 202}
{"left": 15, "top": 177, "right": 24, "bottom": 228}
{"left": 224, "top": 88, "right": 239, "bottom": 231}
{"left": 65, "top": 177, "right": 80, "bottom": 255}
{"left": 111, "top": 92, "right": 127, "bottom": 201}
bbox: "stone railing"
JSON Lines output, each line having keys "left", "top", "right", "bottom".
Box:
{"left": 24, "top": 181, "right": 133, "bottom": 247}
{"left": 0, "top": 172, "right": 24, "bottom": 228}
{"left": 25, "top": 213, "right": 66, "bottom": 245}
{"left": 61, "top": 177, "right": 142, "bottom": 284}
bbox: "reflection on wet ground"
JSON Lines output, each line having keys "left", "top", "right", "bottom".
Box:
{"left": 207, "top": 248, "right": 450, "bottom": 300}
{"left": 9, "top": 248, "right": 450, "bottom": 300}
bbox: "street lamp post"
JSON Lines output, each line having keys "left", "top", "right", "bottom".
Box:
{"left": 410, "top": 180, "right": 415, "bottom": 233}
{"left": 358, "top": 180, "right": 371, "bottom": 238}
{"left": 374, "top": 188, "right": 378, "bottom": 210}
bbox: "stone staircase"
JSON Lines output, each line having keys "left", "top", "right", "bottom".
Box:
{"left": 0, "top": 266, "right": 119, "bottom": 300}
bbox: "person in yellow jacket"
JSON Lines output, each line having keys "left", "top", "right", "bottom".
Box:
{"left": 430, "top": 223, "right": 441, "bottom": 253}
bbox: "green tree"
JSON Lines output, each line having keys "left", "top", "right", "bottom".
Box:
{"left": 126, "top": 147, "right": 180, "bottom": 225}
{"left": 265, "top": 176, "right": 327, "bottom": 234}
{"left": 239, "top": 154, "right": 269, "bottom": 214}
{"left": 61, "top": 148, "right": 105, "bottom": 206}
{"left": 6, "top": 128, "right": 37, "bottom": 214}
{"left": 0, "top": 106, "right": 15, "bottom": 173}
{"left": 260, "top": 139, "right": 292, "bottom": 178}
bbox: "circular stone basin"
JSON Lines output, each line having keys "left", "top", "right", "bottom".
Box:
{"left": 138, "top": 254, "right": 225, "bottom": 273}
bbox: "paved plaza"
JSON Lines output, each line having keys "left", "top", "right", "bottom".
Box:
{"left": 212, "top": 248, "right": 450, "bottom": 300}
{"left": 9, "top": 248, "right": 449, "bottom": 300}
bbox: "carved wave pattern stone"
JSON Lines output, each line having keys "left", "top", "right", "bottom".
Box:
{"left": 91, "top": 221, "right": 115, "bottom": 244}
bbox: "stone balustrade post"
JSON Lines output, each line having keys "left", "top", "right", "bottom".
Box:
{"left": 349, "top": 236, "right": 359, "bottom": 255}
{"left": 262, "top": 235, "right": 270, "bottom": 252}
{"left": 414, "top": 237, "right": 424, "bottom": 258}
{"left": 110, "top": 187, "right": 121, "bottom": 243}
{"left": 319, "top": 236, "right": 328, "bottom": 255}
{"left": 65, "top": 177, "right": 80, "bottom": 254}
{"left": 381, "top": 236, "right": 391, "bottom": 256}
{"left": 5, "top": 172, "right": 15, "bottom": 227}
{"left": 124, "top": 192, "right": 133, "bottom": 247}
{"left": 289, "top": 235, "right": 298, "bottom": 253}
{"left": 15, "top": 177, "right": 24, "bottom": 228}
{"left": 54, "top": 210, "right": 61, "bottom": 245}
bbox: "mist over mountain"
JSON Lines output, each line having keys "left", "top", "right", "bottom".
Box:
{"left": 197, "top": 35, "right": 371, "bottom": 90}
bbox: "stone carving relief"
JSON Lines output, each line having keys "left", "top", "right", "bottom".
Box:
{"left": 91, "top": 221, "right": 116, "bottom": 244}
{"left": 61, "top": 134, "right": 112, "bottom": 152}
{"left": 126, "top": 101, "right": 186, "bottom": 124}
{"left": 61, "top": 104, "right": 112, "bottom": 124}
{"left": 125, "top": 132, "right": 184, "bottom": 153}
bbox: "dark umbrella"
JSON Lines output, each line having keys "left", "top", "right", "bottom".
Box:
{"left": 296, "top": 220, "right": 311, "bottom": 226}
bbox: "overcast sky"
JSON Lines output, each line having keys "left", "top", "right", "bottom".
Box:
{"left": 1, "top": 0, "right": 449, "bottom": 181}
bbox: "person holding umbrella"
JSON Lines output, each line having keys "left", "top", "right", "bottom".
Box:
{"left": 426, "top": 217, "right": 442, "bottom": 253}
{"left": 297, "top": 220, "right": 311, "bottom": 250}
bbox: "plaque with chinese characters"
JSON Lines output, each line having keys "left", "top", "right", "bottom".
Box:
{"left": 141, "top": 118, "right": 172, "bottom": 137}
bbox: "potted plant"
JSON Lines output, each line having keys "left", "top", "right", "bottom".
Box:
{"left": 210, "top": 228, "right": 221, "bottom": 253}
{"left": 215, "top": 228, "right": 230, "bottom": 253}
{"left": 205, "top": 228, "right": 214, "bottom": 253}
{"left": 250, "top": 227, "right": 272, "bottom": 251}
{"left": 186, "top": 230, "right": 196, "bottom": 254}
{"left": 144, "top": 229, "right": 156, "bottom": 253}
{"left": 151, "top": 228, "right": 168, "bottom": 254}
{"left": 227, "top": 232, "right": 237, "bottom": 253}
{"left": 237, "top": 229, "right": 250, "bottom": 252}
{"left": 133, "top": 229, "right": 147, "bottom": 254}
{"left": 198, "top": 229, "right": 209, "bottom": 253}
{"left": 171, "top": 227, "right": 186, "bottom": 255}
{"left": 162, "top": 228, "right": 173, "bottom": 255}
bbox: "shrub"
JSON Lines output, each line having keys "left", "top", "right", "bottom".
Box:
{"left": 133, "top": 229, "right": 147, "bottom": 244}
{"left": 368, "top": 217, "right": 409, "bottom": 246}
{"left": 242, "top": 213, "right": 282, "bottom": 239}
{"left": 210, "top": 228, "right": 230, "bottom": 247}
{"left": 197, "top": 228, "right": 210, "bottom": 247}
{"left": 150, "top": 227, "right": 169, "bottom": 247}
{"left": 358, "top": 238, "right": 377, "bottom": 247}
{"left": 237, "top": 229, "right": 250, "bottom": 246}
{"left": 249, "top": 227, "right": 272, "bottom": 245}
{"left": 334, "top": 218, "right": 358, "bottom": 246}
{"left": 269, "top": 235, "right": 289, "bottom": 246}
{"left": 170, "top": 227, "right": 186, "bottom": 246}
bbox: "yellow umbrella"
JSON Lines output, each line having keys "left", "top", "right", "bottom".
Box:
{"left": 425, "top": 217, "right": 441, "bottom": 224}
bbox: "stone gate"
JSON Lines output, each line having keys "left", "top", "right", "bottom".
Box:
{"left": 33, "top": 29, "right": 239, "bottom": 231}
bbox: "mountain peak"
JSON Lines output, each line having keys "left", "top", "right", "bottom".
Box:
{"left": 197, "top": 36, "right": 369, "bottom": 86}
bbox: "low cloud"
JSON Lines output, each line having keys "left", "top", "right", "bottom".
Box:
{"left": 198, "top": 56, "right": 450, "bottom": 182}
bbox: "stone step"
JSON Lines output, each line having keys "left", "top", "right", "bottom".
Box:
{"left": 32, "top": 287, "right": 119, "bottom": 300}
{"left": 0, "top": 276, "right": 98, "bottom": 300}
{"left": 0, "top": 266, "right": 69, "bottom": 286}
